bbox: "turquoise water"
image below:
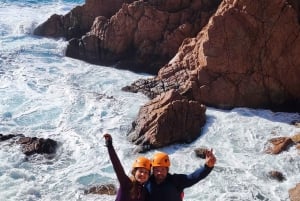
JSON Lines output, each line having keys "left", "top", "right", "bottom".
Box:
{"left": 0, "top": 1, "right": 300, "bottom": 200}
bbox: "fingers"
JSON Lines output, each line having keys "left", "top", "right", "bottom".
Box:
{"left": 205, "top": 148, "right": 216, "bottom": 168}
{"left": 103, "top": 133, "right": 113, "bottom": 147}
{"left": 205, "top": 148, "right": 213, "bottom": 157}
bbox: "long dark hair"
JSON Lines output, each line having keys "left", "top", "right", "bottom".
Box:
{"left": 129, "top": 168, "right": 149, "bottom": 200}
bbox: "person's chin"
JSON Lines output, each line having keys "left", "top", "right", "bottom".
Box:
{"left": 155, "top": 176, "right": 165, "bottom": 182}
{"left": 138, "top": 179, "right": 147, "bottom": 183}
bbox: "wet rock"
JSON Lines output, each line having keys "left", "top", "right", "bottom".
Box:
{"left": 289, "top": 183, "right": 300, "bottom": 201}
{"left": 194, "top": 147, "right": 208, "bottom": 159}
{"left": 0, "top": 134, "right": 16, "bottom": 141}
{"left": 291, "top": 133, "right": 300, "bottom": 143}
{"left": 17, "top": 137, "right": 58, "bottom": 156}
{"left": 265, "top": 137, "right": 294, "bottom": 154}
{"left": 268, "top": 171, "right": 286, "bottom": 182}
{"left": 0, "top": 134, "right": 59, "bottom": 157}
{"left": 84, "top": 184, "right": 116, "bottom": 195}
{"left": 128, "top": 90, "right": 206, "bottom": 149}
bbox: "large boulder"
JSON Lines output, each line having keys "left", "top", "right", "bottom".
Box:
{"left": 265, "top": 132, "right": 300, "bottom": 154}
{"left": 17, "top": 137, "right": 58, "bottom": 156}
{"left": 0, "top": 134, "right": 58, "bottom": 156}
{"left": 128, "top": 90, "right": 206, "bottom": 149}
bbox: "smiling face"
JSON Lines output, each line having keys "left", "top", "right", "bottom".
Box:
{"left": 134, "top": 167, "right": 150, "bottom": 184}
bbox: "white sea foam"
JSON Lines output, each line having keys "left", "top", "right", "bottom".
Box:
{"left": 0, "top": 1, "right": 300, "bottom": 201}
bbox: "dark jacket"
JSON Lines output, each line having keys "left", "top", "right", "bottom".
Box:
{"left": 107, "top": 145, "right": 148, "bottom": 201}
{"left": 145, "top": 165, "right": 213, "bottom": 201}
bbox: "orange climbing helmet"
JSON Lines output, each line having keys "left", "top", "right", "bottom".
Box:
{"left": 132, "top": 156, "right": 151, "bottom": 171}
{"left": 151, "top": 152, "right": 170, "bottom": 167}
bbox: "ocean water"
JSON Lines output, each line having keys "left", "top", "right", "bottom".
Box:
{"left": 0, "top": 1, "right": 300, "bottom": 201}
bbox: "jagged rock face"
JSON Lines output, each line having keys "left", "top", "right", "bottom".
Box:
{"left": 33, "top": 0, "right": 133, "bottom": 40}
{"left": 65, "top": 0, "right": 221, "bottom": 74}
{"left": 128, "top": 0, "right": 300, "bottom": 111}
{"left": 33, "top": 0, "right": 221, "bottom": 74}
{"left": 183, "top": 0, "right": 300, "bottom": 111}
{"left": 127, "top": 90, "right": 206, "bottom": 148}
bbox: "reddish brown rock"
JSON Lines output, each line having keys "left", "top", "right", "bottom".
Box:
{"left": 84, "top": 184, "right": 116, "bottom": 195}
{"left": 289, "top": 183, "right": 300, "bottom": 201}
{"left": 34, "top": 0, "right": 300, "bottom": 150}
{"left": 33, "top": 0, "right": 221, "bottom": 73}
{"left": 268, "top": 170, "right": 286, "bottom": 182}
{"left": 265, "top": 137, "right": 294, "bottom": 154}
{"left": 128, "top": 90, "right": 206, "bottom": 148}
{"left": 127, "top": 0, "right": 300, "bottom": 111}
{"left": 291, "top": 133, "right": 300, "bottom": 143}
{"left": 34, "top": 0, "right": 134, "bottom": 40}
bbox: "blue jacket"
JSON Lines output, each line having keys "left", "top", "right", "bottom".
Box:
{"left": 145, "top": 165, "right": 213, "bottom": 201}
{"left": 107, "top": 145, "right": 148, "bottom": 201}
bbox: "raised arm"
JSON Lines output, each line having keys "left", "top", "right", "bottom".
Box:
{"left": 104, "top": 134, "right": 130, "bottom": 186}
{"left": 175, "top": 149, "right": 216, "bottom": 189}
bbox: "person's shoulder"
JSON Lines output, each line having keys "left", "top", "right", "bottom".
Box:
{"left": 168, "top": 173, "right": 186, "bottom": 180}
{"left": 171, "top": 173, "right": 186, "bottom": 177}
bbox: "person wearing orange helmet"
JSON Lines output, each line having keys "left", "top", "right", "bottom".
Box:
{"left": 146, "top": 150, "right": 216, "bottom": 201}
{"left": 104, "top": 133, "right": 151, "bottom": 201}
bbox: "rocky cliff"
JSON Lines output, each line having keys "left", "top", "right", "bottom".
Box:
{"left": 34, "top": 0, "right": 221, "bottom": 74}
{"left": 125, "top": 0, "right": 300, "bottom": 112}
{"left": 33, "top": 0, "right": 300, "bottom": 151}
